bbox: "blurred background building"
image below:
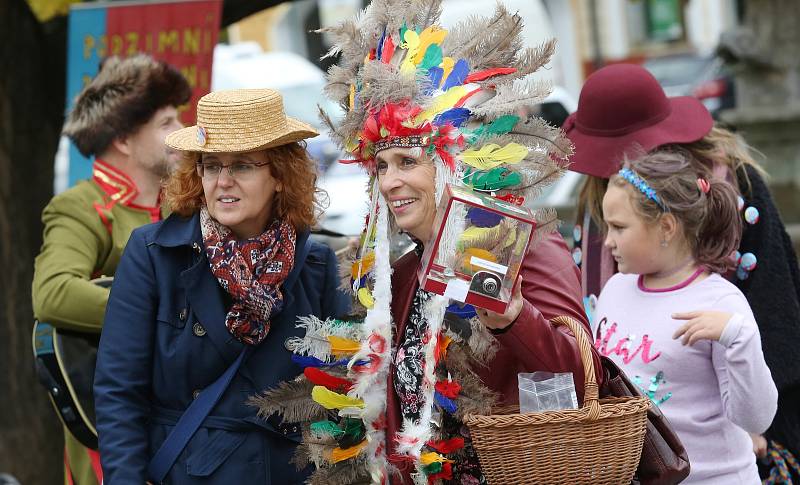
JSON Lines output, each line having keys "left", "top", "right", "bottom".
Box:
{"left": 217, "top": 0, "right": 800, "bottom": 251}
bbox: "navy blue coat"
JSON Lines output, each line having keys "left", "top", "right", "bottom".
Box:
{"left": 94, "top": 213, "right": 348, "bottom": 484}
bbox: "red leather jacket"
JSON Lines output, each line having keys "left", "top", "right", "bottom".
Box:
{"left": 386, "top": 231, "right": 604, "bottom": 483}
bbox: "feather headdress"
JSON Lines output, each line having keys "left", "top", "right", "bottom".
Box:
{"left": 256, "top": 1, "right": 574, "bottom": 483}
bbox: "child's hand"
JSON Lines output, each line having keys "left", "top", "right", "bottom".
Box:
{"left": 749, "top": 433, "right": 768, "bottom": 458}
{"left": 671, "top": 311, "right": 732, "bottom": 345}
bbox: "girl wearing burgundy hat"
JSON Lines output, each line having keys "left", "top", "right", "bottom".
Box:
{"left": 565, "top": 63, "right": 800, "bottom": 482}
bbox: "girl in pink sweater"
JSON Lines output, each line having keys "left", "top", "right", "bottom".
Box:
{"left": 594, "top": 149, "right": 778, "bottom": 484}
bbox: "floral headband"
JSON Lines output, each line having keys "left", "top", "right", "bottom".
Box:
{"left": 618, "top": 167, "right": 668, "bottom": 211}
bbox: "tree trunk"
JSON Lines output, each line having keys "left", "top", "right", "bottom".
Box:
{"left": 0, "top": 0, "right": 292, "bottom": 481}
{"left": 0, "top": 0, "right": 66, "bottom": 483}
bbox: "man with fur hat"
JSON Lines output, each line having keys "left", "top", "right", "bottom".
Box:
{"left": 32, "top": 54, "right": 190, "bottom": 485}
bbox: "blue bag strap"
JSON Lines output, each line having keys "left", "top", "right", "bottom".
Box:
{"left": 146, "top": 237, "right": 312, "bottom": 483}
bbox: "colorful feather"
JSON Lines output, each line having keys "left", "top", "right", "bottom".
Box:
{"left": 414, "top": 85, "right": 468, "bottom": 124}
{"left": 427, "top": 66, "right": 443, "bottom": 91}
{"left": 357, "top": 287, "right": 375, "bottom": 309}
{"left": 327, "top": 335, "right": 361, "bottom": 357}
{"left": 418, "top": 44, "right": 443, "bottom": 71}
{"left": 330, "top": 439, "right": 367, "bottom": 463}
{"left": 336, "top": 418, "right": 367, "bottom": 448}
{"left": 248, "top": 377, "right": 328, "bottom": 423}
{"left": 433, "top": 392, "right": 458, "bottom": 414}
{"left": 466, "top": 207, "right": 502, "bottom": 227}
{"left": 454, "top": 87, "right": 482, "bottom": 108}
{"left": 311, "top": 386, "right": 365, "bottom": 410}
{"left": 414, "top": 26, "right": 447, "bottom": 65}
{"left": 427, "top": 462, "right": 453, "bottom": 482}
{"left": 439, "top": 57, "right": 455, "bottom": 87}
{"left": 457, "top": 225, "right": 502, "bottom": 251}
{"left": 399, "top": 29, "right": 421, "bottom": 74}
{"left": 462, "top": 166, "right": 521, "bottom": 191}
{"left": 433, "top": 107, "right": 470, "bottom": 127}
{"left": 466, "top": 114, "right": 520, "bottom": 142}
{"left": 381, "top": 34, "right": 396, "bottom": 64}
{"left": 304, "top": 367, "right": 354, "bottom": 393}
{"left": 286, "top": 316, "right": 360, "bottom": 361}
{"left": 350, "top": 251, "right": 375, "bottom": 280}
{"left": 420, "top": 451, "right": 449, "bottom": 466}
{"left": 445, "top": 302, "right": 476, "bottom": 319}
{"left": 376, "top": 29, "right": 386, "bottom": 61}
{"left": 427, "top": 438, "right": 465, "bottom": 454}
{"left": 464, "top": 67, "right": 517, "bottom": 83}
{"left": 424, "top": 462, "right": 443, "bottom": 474}
{"left": 291, "top": 354, "right": 363, "bottom": 368}
{"left": 461, "top": 247, "right": 498, "bottom": 273}
{"left": 311, "top": 420, "right": 345, "bottom": 438}
{"left": 459, "top": 143, "right": 528, "bottom": 170}
{"left": 441, "top": 58, "right": 469, "bottom": 90}
{"left": 434, "top": 380, "right": 461, "bottom": 399}
{"left": 348, "top": 84, "right": 355, "bottom": 110}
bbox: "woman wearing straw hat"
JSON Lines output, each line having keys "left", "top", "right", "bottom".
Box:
{"left": 93, "top": 88, "right": 349, "bottom": 484}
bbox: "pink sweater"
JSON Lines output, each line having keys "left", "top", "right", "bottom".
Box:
{"left": 594, "top": 273, "right": 778, "bottom": 484}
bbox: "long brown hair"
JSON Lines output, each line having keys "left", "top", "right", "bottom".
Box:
{"left": 668, "top": 125, "right": 766, "bottom": 196}
{"left": 164, "top": 142, "right": 325, "bottom": 230}
{"left": 576, "top": 175, "right": 608, "bottom": 230}
{"left": 611, "top": 148, "right": 742, "bottom": 274}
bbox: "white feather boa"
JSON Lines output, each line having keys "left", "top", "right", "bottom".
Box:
{"left": 349, "top": 184, "right": 394, "bottom": 483}
{"left": 396, "top": 292, "right": 448, "bottom": 485}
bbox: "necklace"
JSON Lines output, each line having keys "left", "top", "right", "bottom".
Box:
{"left": 638, "top": 265, "right": 706, "bottom": 293}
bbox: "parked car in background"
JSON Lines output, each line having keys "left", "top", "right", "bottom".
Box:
{"left": 642, "top": 53, "right": 735, "bottom": 117}
{"left": 212, "top": 43, "right": 344, "bottom": 171}
{"left": 315, "top": 161, "right": 369, "bottom": 246}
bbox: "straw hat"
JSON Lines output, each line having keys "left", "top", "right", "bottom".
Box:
{"left": 165, "top": 88, "right": 318, "bottom": 153}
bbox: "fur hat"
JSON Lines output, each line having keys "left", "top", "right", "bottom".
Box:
{"left": 63, "top": 54, "right": 191, "bottom": 157}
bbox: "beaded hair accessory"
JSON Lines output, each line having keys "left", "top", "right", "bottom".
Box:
{"left": 374, "top": 134, "right": 429, "bottom": 154}
{"left": 619, "top": 167, "right": 668, "bottom": 211}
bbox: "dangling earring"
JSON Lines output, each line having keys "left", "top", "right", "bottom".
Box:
{"left": 660, "top": 240, "right": 668, "bottom": 248}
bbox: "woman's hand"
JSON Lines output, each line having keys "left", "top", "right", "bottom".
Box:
{"left": 476, "top": 276, "right": 524, "bottom": 330}
{"left": 671, "top": 311, "right": 732, "bottom": 345}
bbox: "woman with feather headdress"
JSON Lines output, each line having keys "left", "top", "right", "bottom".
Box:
{"left": 251, "top": 1, "right": 605, "bottom": 483}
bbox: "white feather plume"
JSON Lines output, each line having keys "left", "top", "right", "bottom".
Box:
{"left": 471, "top": 78, "right": 553, "bottom": 119}
{"left": 348, "top": 185, "right": 393, "bottom": 483}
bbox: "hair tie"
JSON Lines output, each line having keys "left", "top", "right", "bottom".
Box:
{"left": 697, "top": 178, "right": 710, "bottom": 194}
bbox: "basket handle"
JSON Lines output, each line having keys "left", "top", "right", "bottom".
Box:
{"left": 551, "top": 316, "right": 601, "bottom": 421}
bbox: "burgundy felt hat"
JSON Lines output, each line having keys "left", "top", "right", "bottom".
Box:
{"left": 563, "top": 63, "right": 714, "bottom": 178}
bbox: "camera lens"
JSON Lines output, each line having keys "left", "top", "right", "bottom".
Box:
{"left": 483, "top": 278, "right": 498, "bottom": 295}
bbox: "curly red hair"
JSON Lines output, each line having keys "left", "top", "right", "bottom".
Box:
{"left": 164, "top": 142, "right": 324, "bottom": 231}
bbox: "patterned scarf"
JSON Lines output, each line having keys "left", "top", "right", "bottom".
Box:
{"left": 200, "top": 206, "right": 296, "bottom": 345}
{"left": 394, "top": 288, "right": 486, "bottom": 484}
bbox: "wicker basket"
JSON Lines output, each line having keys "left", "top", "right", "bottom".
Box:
{"left": 463, "top": 316, "right": 650, "bottom": 485}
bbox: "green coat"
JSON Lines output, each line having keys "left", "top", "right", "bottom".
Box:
{"left": 32, "top": 160, "right": 163, "bottom": 484}
{"left": 33, "top": 165, "right": 163, "bottom": 332}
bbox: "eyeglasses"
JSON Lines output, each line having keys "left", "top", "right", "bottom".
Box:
{"left": 196, "top": 161, "right": 269, "bottom": 180}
